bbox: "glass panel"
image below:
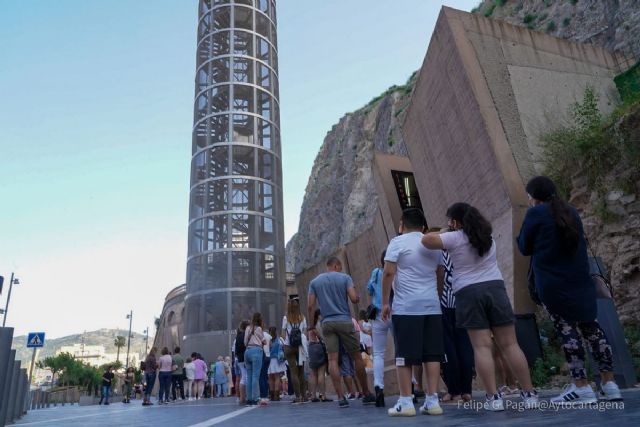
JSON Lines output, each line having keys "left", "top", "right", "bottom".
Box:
{"left": 187, "top": 255, "right": 206, "bottom": 291}
{"left": 233, "top": 145, "right": 255, "bottom": 176}
{"left": 232, "top": 84, "right": 254, "bottom": 113}
{"left": 255, "top": 12, "right": 270, "bottom": 38}
{"left": 258, "top": 216, "right": 274, "bottom": 250}
{"left": 209, "top": 113, "right": 229, "bottom": 143}
{"left": 258, "top": 149, "right": 274, "bottom": 181}
{"left": 270, "top": 0, "right": 277, "bottom": 25}
{"left": 231, "top": 213, "right": 256, "bottom": 248}
{"left": 205, "top": 252, "right": 229, "bottom": 289}
{"left": 258, "top": 0, "right": 269, "bottom": 14}
{"left": 197, "top": 35, "right": 211, "bottom": 63}
{"left": 257, "top": 63, "right": 271, "bottom": 92}
{"left": 212, "top": 30, "right": 231, "bottom": 57}
{"left": 259, "top": 253, "right": 277, "bottom": 289}
{"left": 190, "top": 183, "right": 206, "bottom": 218}
{"left": 231, "top": 290, "right": 258, "bottom": 327}
{"left": 257, "top": 36, "right": 270, "bottom": 62}
{"left": 195, "top": 92, "right": 207, "bottom": 119}
{"left": 197, "top": 67, "right": 209, "bottom": 93}
{"left": 184, "top": 293, "right": 228, "bottom": 333}
{"left": 235, "top": 0, "right": 253, "bottom": 5}
{"left": 257, "top": 89, "right": 272, "bottom": 120}
{"left": 192, "top": 150, "right": 206, "bottom": 183}
{"left": 208, "top": 179, "right": 229, "bottom": 211}
{"left": 271, "top": 46, "right": 278, "bottom": 73}
{"left": 206, "top": 214, "right": 228, "bottom": 250}
{"left": 258, "top": 182, "right": 273, "bottom": 215}
{"left": 189, "top": 218, "right": 205, "bottom": 256}
{"left": 232, "top": 178, "right": 255, "bottom": 211}
{"left": 233, "top": 114, "right": 255, "bottom": 143}
{"left": 211, "top": 58, "right": 230, "bottom": 84}
{"left": 208, "top": 146, "right": 228, "bottom": 177}
{"left": 271, "top": 23, "right": 277, "bottom": 46}
{"left": 232, "top": 251, "right": 256, "bottom": 287}
{"left": 234, "top": 6, "right": 252, "bottom": 30}
{"left": 258, "top": 119, "right": 272, "bottom": 150}
{"left": 233, "top": 57, "right": 253, "bottom": 84}
{"left": 210, "top": 84, "right": 230, "bottom": 114}
{"left": 212, "top": 6, "right": 231, "bottom": 29}
{"left": 233, "top": 31, "right": 253, "bottom": 57}
{"left": 259, "top": 291, "right": 279, "bottom": 328}
{"left": 198, "top": 13, "right": 211, "bottom": 41}
{"left": 213, "top": 0, "right": 230, "bottom": 5}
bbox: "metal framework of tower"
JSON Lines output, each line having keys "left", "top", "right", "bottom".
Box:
{"left": 184, "top": 0, "right": 284, "bottom": 358}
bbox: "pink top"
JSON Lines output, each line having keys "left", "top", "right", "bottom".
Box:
{"left": 193, "top": 358, "right": 207, "bottom": 380}
{"left": 158, "top": 354, "right": 173, "bottom": 372}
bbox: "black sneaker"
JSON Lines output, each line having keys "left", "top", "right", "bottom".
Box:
{"left": 375, "top": 386, "right": 385, "bottom": 408}
{"left": 338, "top": 398, "right": 349, "bottom": 408}
{"left": 362, "top": 394, "right": 376, "bottom": 405}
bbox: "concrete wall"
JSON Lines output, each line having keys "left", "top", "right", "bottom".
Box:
{"left": 153, "top": 284, "right": 186, "bottom": 354}
{"left": 402, "top": 7, "right": 624, "bottom": 312}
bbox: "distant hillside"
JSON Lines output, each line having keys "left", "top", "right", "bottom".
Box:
{"left": 11, "top": 329, "right": 153, "bottom": 364}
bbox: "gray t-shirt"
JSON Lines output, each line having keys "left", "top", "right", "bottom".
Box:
{"left": 308, "top": 271, "right": 354, "bottom": 323}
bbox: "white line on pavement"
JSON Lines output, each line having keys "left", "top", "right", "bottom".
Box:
{"left": 186, "top": 406, "right": 257, "bottom": 427}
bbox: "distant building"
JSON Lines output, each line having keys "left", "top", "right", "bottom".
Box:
{"left": 56, "top": 344, "right": 141, "bottom": 368}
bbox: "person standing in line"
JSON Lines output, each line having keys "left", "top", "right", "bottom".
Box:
{"left": 171, "top": 346, "right": 185, "bottom": 401}
{"left": 268, "top": 326, "right": 286, "bottom": 401}
{"left": 98, "top": 365, "right": 114, "bottom": 405}
{"left": 438, "top": 248, "right": 474, "bottom": 403}
{"left": 214, "top": 356, "right": 229, "bottom": 397}
{"left": 157, "top": 347, "right": 173, "bottom": 404}
{"left": 234, "top": 320, "right": 249, "bottom": 405}
{"left": 518, "top": 176, "right": 622, "bottom": 405}
{"left": 281, "top": 297, "right": 308, "bottom": 404}
{"left": 422, "top": 202, "right": 539, "bottom": 412}
{"left": 367, "top": 250, "right": 392, "bottom": 407}
{"left": 184, "top": 357, "right": 195, "bottom": 400}
{"left": 307, "top": 257, "right": 376, "bottom": 408}
{"left": 381, "top": 208, "right": 444, "bottom": 417}
{"left": 192, "top": 352, "right": 207, "bottom": 400}
{"left": 143, "top": 347, "right": 158, "bottom": 406}
{"left": 122, "top": 367, "right": 135, "bottom": 403}
{"left": 358, "top": 310, "right": 373, "bottom": 356}
{"left": 225, "top": 356, "right": 234, "bottom": 396}
{"left": 245, "top": 312, "right": 266, "bottom": 406}
{"left": 306, "top": 309, "right": 330, "bottom": 403}
{"left": 259, "top": 327, "right": 273, "bottom": 404}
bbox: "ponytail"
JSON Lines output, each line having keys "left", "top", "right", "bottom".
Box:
{"left": 446, "top": 203, "right": 493, "bottom": 257}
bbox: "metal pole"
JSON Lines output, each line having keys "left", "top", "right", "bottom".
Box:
{"left": 28, "top": 347, "right": 37, "bottom": 385}
{"left": 125, "top": 311, "right": 132, "bottom": 370}
{"left": 2, "top": 273, "right": 14, "bottom": 327}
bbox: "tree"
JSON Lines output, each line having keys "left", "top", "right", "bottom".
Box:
{"left": 37, "top": 352, "right": 75, "bottom": 388}
{"left": 114, "top": 336, "right": 126, "bottom": 364}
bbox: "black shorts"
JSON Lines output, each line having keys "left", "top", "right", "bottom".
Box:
{"left": 455, "top": 280, "right": 515, "bottom": 329}
{"left": 391, "top": 314, "right": 444, "bottom": 366}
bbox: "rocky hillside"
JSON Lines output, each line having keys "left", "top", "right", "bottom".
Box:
{"left": 474, "top": 0, "right": 640, "bottom": 56}
{"left": 286, "top": 74, "right": 416, "bottom": 274}
{"left": 11, "top": 329, "right": 152, "bottom": 364}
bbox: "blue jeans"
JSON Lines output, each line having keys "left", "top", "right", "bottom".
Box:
{"left": 216, "top": 382, "right": 228, "bottom": 397}
{"left": 100, "top": 385, "right": 111, "bottom": 403}
{"left": 158, "top": 371, "right": 172, "bottom": 402}
{"left": 144, "top": 372, "right": 156, "bottom": 399}
{"left": 259, "top": 355, "right": 269, "bottom": 398}
{"left": 245, "top": 347, "right": 263, "bottom": 402}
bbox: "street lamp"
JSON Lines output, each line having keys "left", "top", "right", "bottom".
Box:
{"left": 125, "top": 311, "right": 133, "bottom": 370}
{"left": 1, "top": 273, "right": 20, "bottom": 327}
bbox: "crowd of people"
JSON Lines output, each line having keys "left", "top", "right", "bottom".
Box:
{"left": 127, "top": 176, "right": 623, "bottom": 417}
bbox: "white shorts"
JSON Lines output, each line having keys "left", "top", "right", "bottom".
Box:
{"left": 360, "top": 332, "right": 372, "bottom": 348}
{"left": 268, "top": 358, "right": 286, "bottom": 374}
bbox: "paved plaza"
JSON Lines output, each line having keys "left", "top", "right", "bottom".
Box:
{"left": 13, "top": 388, "right": 639, "bottom": 427}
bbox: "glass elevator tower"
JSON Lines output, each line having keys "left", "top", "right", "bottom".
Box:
{"left": 184, "top": 0, "right": 284, "bottom": 358}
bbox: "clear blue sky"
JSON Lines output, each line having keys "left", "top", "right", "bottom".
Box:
{"left": 0, "top": 0, "right": 478, "bottom": 339}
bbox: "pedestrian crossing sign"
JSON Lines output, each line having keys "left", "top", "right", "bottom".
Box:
{"left": 27, "top": 332, "right": 45, "bottom": 348}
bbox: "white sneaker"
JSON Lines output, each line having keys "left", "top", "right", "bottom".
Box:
{"left": 420, "top": 394, "right": 443, "bottom": 415}
{"left": 483, "top": 394, "right": 504, "bottom": 412}
{"left": 550, "top": 383, "right": 597, "bottom": 406}
{"left": 388, "top": 400, "right": 416, "bottom": 417}
{"left": 520, "top": 390, "right": 539, "bottom": 409}
{"left": 599, "top": 381, "right": 623, "bottom": 401}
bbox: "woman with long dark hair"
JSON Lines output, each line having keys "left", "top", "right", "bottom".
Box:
{"left": 422, "top": 203, "right": 538, "bottom": 411}
{"left": 244, "top": 312, "right": 266, "bottom": 406}
{"left": 281, "top": 298, "right": 308, "bottom": 404}
{"left": 518, "top": 176, "right": 621, "bottom": 404}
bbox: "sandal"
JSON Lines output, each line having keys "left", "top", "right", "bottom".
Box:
{"left": 440, "top": 393, "right": 461, "bottom": 403}
{"left": 461, "top": 394, "right": 472, "bottom": 402}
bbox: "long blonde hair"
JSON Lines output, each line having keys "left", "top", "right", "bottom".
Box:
{"left": 286, "top": 299, "right": 303, "bottom": 324}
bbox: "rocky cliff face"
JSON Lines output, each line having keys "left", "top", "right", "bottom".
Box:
{"left": 286, "top": 75, "right": 415, "bottom": 274}
{"left": 475, "top": 0, "right": 640, "bottom": 56}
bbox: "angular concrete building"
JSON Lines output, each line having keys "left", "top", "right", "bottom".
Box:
{"left": 184, "top": 0, "right": 285, "bottom": 359}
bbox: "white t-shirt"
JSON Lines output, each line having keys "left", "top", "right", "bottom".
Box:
{"left": 439, "top": 230, "right": 503, "bottom": 293}
{"left": 281, "top": 316, "right": 307, "bottom": 346}
{"left": 384, "top": 231, "right": 442, "bottom": 315}
{"left": 263, "top": 331, "right": 272, "bottom": 357}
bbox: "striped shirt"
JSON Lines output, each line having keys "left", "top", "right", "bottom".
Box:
{"left": 440, "top": 250, "right": 456, "bottom": 309}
